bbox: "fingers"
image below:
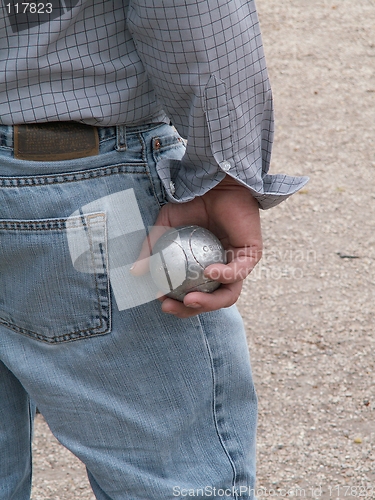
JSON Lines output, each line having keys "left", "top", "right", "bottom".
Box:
{"left": 133, "top": 235, "right": 262, "bottom": 317}
{"left": 159, "top": 281, "right": 243, "bottom": 319}
{"left": 130, "top": 199, "right": 207, "bottom": 276}
{"left": 130, "top": 224, "right": 170, "bottom": 276}
{"left": 129, "top": 183, "right": 263, "bottom": 316}
{"left": 204, "top": 245, "right": 262, "bottom": 284}
{"left": 156, "top": 242, "right": 262, "bottom": 317}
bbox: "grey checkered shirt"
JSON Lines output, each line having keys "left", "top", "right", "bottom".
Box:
{"left": 0, "top": 0, "right": 308, "bottom": 209}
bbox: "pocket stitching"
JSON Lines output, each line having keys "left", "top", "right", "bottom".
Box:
{"left": 0, "top": 163, "right": 148, "bottom": 188}
{"left": 0, "top": 214, "right": 111, "bottom": 344}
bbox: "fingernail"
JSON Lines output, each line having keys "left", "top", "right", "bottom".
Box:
{"left": 186, "top": 302, "right": 201, "bottom": 309}
{"left": 129, "top": 262, "right": 139, "bottom": 275}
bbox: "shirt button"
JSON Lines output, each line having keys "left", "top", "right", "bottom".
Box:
{"left": 220, "top": 161, "right": 231, "bottom": 172}
{"left": 169, "top": 181, "right": 176, "bottom": 195}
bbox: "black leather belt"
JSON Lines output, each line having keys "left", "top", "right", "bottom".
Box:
{"left": 14, "top": 122, "right": 99, "bottom": 161}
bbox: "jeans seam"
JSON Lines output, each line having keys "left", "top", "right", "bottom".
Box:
{"left": 0, "top": 163, "right": 147, "bottom": 187}
{"left": 27, "top": 397, "right": 34, "bottom": 499}
{"left": 193, "top": 315, "right": 238, "bottom": 494}
{"left": 0, "top": 218, "right": 71, "bottom": 230}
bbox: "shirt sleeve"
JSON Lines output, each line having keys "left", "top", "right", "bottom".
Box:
{"left": 127, "top": 0, "right": 308, "bottom": 209}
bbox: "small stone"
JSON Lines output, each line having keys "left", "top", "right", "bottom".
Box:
{"left": 354, "top": 437, "right": 363, "bottom": 444}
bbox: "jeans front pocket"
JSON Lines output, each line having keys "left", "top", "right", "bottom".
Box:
{"left": 0, "top": 212, "right": 110, "bottom": 344}
{"left": 149, "top": 125, "right": 187, "bottom": 205}
{"left": 151, "top": 128, "right": 187, "bottom": 165}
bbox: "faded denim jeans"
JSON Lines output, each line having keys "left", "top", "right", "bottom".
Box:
{"left": 0, "top": 122, "right": 257, "bottom": 500}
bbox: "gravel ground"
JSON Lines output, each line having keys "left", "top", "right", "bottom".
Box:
{"left": 31, "top": 0, "right": 375, "bottom": 498}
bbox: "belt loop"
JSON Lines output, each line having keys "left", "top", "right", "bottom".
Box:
{"left": 116, "top": 125, "right": 127, "bottom": 151}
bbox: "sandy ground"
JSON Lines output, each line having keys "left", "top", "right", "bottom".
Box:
{"left": 31, "top": 0, "right": 375, "bottom": 498}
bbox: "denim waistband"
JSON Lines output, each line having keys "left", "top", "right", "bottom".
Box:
{"left": 0, "top": 122, "right": 166, "bottom": 151}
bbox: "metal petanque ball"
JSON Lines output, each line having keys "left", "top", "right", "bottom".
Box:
{"left": 149, "top": 225, "right": 227, "bottom": 301}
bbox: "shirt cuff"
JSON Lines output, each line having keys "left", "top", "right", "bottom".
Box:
{"left": 156, "top": 158, "right": 309, "bottom": 210}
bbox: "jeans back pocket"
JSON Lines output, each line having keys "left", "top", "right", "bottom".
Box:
{"left": 0, "top": 212, "right": 110, "bottom": 343}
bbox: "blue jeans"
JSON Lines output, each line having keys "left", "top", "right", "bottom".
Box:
{"left": 0, "top": 122, "right": 257, "bottom": 500}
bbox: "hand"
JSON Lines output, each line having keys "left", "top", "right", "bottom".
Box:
{"left": 131, "top": 175, "right": 263, "bottom": 318}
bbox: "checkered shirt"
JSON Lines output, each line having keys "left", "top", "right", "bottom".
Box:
{"left": 0, "top": 0, "right": 308, "bottom": 208}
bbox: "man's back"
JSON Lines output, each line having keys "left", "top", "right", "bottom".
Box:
{"left": 0, "top": 1, "right": 167, "bottom": 126}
